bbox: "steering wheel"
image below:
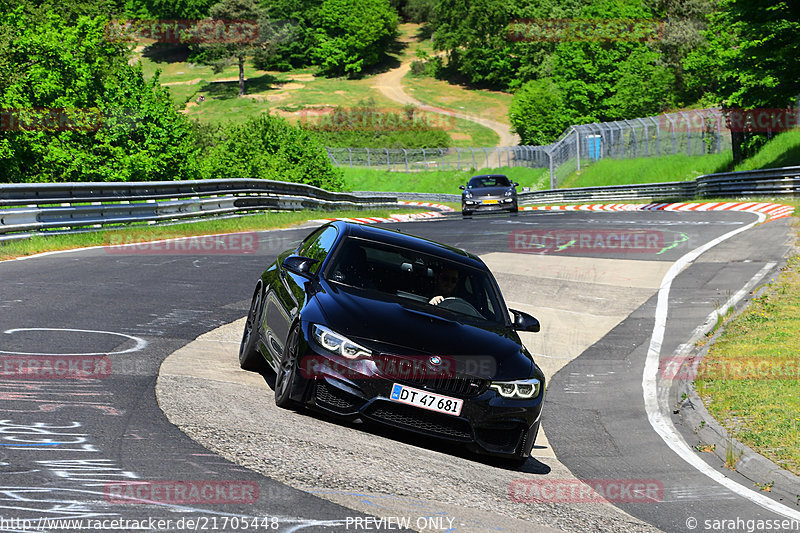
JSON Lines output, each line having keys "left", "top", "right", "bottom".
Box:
{"left": 437, "top": 297, "right": 483, "bottom": 318}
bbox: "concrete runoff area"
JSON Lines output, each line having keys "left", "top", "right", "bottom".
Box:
{"left": 156, "top": 253, "right": 672, "bottom": 533}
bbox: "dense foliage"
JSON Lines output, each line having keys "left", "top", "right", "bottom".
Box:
{"left": 0, "top": 9, "right": 200, "bottom": 182}
{"left": 1, "top": 0, "right": 796, "bottom": 181}
{"left": 198, "top": 114, "right": 344, "bottom": 188}
{"left": 0, "top": 4, "right": 344, "bottom": 186}
{"left": 428, "top": 0, "right": 797, "bottom": 154}
{"left": 260, "top": 0, "right": 398, "bottom": 75}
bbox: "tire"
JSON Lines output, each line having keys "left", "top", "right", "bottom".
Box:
{"left": 239, "top": 286, "right": 265, "bottom": 372}
{"left": 275, "top": 324, "right": 302, "bottom": 409}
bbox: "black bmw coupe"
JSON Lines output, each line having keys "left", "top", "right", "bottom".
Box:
{"left": 239, "top": 221, "right": 545, "bottom": 463}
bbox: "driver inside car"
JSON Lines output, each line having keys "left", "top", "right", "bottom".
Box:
{"left": 428, "top": 266, "right": 461, "bottom": 305}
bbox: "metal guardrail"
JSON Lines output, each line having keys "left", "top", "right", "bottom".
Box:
{"left": 1, "top": 166, "right": 797, "bottom": 239}
{"left": 0, "top": 179, "right": 435, "bottom": 239}
{"left": 517, "top": 166, "right": 800, "bottom": 205}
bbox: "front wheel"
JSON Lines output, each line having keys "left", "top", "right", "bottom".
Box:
{"left": 275, "top": 324, "right": 302, "bottom": 409}
{"left": 239, "top": 286, "right": 264, "bottom": 372}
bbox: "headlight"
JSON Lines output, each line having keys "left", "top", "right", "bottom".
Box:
{"left": 311, "top": 324, "right": 372, "bottom": 359}
{"left": 464, "top": 191, "right": 473, "bottom": 199}
{"left": 490, "top": 378, "right": 541, "bottom": 399}
{"left": 504, "top": 189, "right": 514, "bottom": 197}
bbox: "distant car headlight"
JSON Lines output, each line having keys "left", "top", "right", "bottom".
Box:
{"left": 490, "top": 378, "right": 541, "bottom": 399}
{"left": 504, "top": 189, "right": 514, "bottom": 197}
{"left": 312, "top": 324, "right": 372, "bottom": 359}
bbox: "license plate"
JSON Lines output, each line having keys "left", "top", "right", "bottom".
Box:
{"left": 389, "top": 383, "right": 463, "bottom": 416}
{"left": 482, "top": 199, "right": 498, "bottom": 205}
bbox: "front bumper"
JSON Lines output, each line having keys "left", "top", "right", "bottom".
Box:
{"left": 299, "top": 349, "right": 545, "bottom": 459}
{"left": 462, "top": 196, "right": 517, "bottom": 214}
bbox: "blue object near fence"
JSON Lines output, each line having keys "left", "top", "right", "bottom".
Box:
{"left": 586, "top": 135, "right": 602, "bottom": 161}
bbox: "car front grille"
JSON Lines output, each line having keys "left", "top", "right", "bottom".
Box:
{"left": 366, "top": 401, "right": 472, "bottom": 440}
{"left": 372, "top": 354, "right": 488, "bottom": 397}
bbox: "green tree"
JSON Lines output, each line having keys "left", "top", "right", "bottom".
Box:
{"left": 606, "top": 48, "right": 675, "bottom": 118}
{"left": 432, "top": 0, "right": 519, "bottom": 88}
{"left": 685, "top": 0, "right": 799, "bottom": 162}
{"left": 310, "top": 0, "right": 398, "bottom": 77}
{"left": 194, "top": 0, "right": 263, "bottom": 97}
{"left": 550, "top": 0, "right": 665, "bottom": 122}
{"left": 645, "top": 0, "right": 714, "bottom": 103}
{"left": 199, "top": 114, "right": 344, "bottom": 190}
{"left": 0, "top": 10, "right": 198, "bottom": 182}
{"left": 508, "top": 78, "right": 570, "bottom": 145}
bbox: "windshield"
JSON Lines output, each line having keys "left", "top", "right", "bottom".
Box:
{"left": 325, "top": 238, "right": 506, "bottom": 326}
{"left": 467, "top": 176, "right": 511, "bottom": 188}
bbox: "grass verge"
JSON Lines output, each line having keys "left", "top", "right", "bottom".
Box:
{"left": 735, "top": 129, "right": 800, "bottom": 171}
{"left": 558, "top": 152, "right": 734, "bottom": 189}
{"left": 341, "top": 166, "right": 550, "bottom": 193}
{"left": 0, "top": 209, "right": 409, "bottom": 261}
{"left": 695, "top": 220, "right": 800, "bottom": 475}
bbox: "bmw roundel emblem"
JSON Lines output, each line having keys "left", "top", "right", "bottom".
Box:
{"left": 429, "top": 356, "right": 442, "bottom": 366}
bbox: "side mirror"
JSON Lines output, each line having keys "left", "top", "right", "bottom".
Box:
{"left": 282, "top": 256, "right": 319, "bottom": 277}
{"left": 510, "top": 309, "right": 540, "bottom": 332}
{"left": 459, "top": 185, "right": 466, "bottom": 190}
{"left": 513, "top": 182, "right": 519, "bottom": 187}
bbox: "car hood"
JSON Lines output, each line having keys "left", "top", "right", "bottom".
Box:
{"left": 313, "top": 283, "right": 534, "bottom": 380}
{"left": 464, "top": 186, "right": 513, "bottom": 197}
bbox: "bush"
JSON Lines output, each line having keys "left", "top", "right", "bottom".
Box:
{"left": 198, "top": 114, "right": 344, "bottom": 190}
{"left": 508, "top": 78, "right": 571, "bottom": 146}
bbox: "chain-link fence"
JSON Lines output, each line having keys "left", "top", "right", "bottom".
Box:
{"left": 325, "top": 145, "right": 550, "bottom": 173}
{"left": 326, "top": 109, "right": 731, "bottom": 188}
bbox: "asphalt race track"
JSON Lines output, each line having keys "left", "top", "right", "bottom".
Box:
{"left": 0, "top": 209, "right": 797, "bottom": 533}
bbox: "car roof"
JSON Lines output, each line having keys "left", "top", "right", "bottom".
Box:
{"left": 470, "top": 174, "right": 508, "bottom": 180}
{"left": 330, "top": 221, "right": 486, "bottom": 268}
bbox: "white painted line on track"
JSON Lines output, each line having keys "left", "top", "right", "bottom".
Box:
{"left": 642, "top": 211, "right": 800, "bottom": 520}
{"left": 1, "top": 328, "right": 147, "bottom": 356}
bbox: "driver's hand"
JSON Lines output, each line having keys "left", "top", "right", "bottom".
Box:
{"left": 428, "top": 295, "right": 444, "bottom": 305}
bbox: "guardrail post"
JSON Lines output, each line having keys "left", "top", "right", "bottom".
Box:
{"left": 402, "top": 149, "right": 408, "bottom": 172}
{"left": 471, "top": 147, "right": 476, "bottom": 169}
{"left": 440, "top": 148, "right": 445, "bottom": 170}
{"left": 366, "top": 148, "right": 371, "bottom": 169}
{"left": 386, "top": 148, "right": 391, "bottom": 171}
{"left": 348, "top": 148, "right": 353, "bottom": 168}
{"left": 575, "top": 127, "right": 581, "bottom": 172}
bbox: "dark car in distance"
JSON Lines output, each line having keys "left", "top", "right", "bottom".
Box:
{"left": 239, "top": 221, "right": 545, "bottom": 464}
{"left": 460, "top": 174, "right": 519, "bottom": 216}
